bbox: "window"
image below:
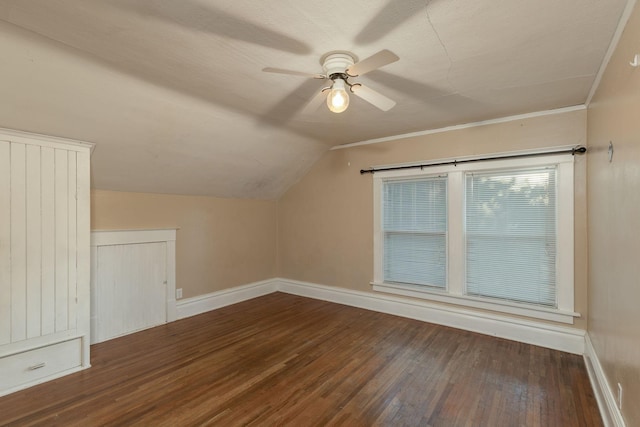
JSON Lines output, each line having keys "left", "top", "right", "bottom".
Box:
{"left": 382, "top": 177, "right": 447, "bottom": 288}
{"left": 465, "top": 168, "right": 557, "bottom": 306}
{"left": 372, "top": 152, "right": 577, "bottom": 323}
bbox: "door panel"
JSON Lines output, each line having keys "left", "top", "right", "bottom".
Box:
{"left": 95, "top": 242, "right": 167, "bottom": 343}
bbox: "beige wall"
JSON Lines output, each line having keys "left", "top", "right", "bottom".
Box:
{"left": 278, "top": 110, "right": 588, "bottom": 329}
{"left": 91, "top": 190, "right": 277, "bottom": 299}
{"left": 587, "top": 3, "right": 640, "bottom": 425}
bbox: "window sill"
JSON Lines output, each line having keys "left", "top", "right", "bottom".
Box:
{"left": 371, "top": 282, "right": 580, "bottom": 324}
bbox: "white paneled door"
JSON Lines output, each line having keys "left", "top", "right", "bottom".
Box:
{"left": 95, "top": 242, "right": 167, "bottom": 343}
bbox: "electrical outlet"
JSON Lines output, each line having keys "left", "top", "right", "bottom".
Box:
{"left": 618, "top": 383, "right": 623, "bottom": 410}
{"left": 176, "top": 288, "right": 183, "bottom": 299}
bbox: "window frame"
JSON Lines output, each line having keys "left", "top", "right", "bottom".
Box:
{"left": 372, "top": 152, "right": 578, "bottom": 324}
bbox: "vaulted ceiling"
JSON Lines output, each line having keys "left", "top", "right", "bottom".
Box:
{"left": 0, "top": 0, "right": 629, "bottom": 198}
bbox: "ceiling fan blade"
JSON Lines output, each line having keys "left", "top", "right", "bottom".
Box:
{"left": 301, "top": 87, "right": 330, "bottom": 115}
{"left": 351, "top": 84, "right": 396, "bottom": 111}
{"left": 346, "top": 49, "right": 399, "bottom": 77}
{"left": 262, "top": 67, "right": 326, "bottom": 79}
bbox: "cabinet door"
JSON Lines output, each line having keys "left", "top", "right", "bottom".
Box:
{"left": 95, "top": 242, "right": 167, "bottom": 343}
{"left": 0, "top": 142, "right": 80, "bottom": 345}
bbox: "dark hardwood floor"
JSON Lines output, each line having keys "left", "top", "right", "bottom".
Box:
{"left": 0, "top": 292, "right": 601, "bottom": 426}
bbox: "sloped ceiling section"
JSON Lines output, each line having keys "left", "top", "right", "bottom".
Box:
{"left": 0, "top": 0, "right": 628, "bottom": 199}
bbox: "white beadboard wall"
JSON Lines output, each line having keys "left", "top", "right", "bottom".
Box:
{"left": 0, "top": 140, "right": 84, "bottom": 345}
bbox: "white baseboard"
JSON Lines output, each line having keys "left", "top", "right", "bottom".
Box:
{"left": 176, "top": 279, "right": 277, "bottom": 319}
{"left": 274, "top": 278, "right": 586, "bottom": 355}
{"left": 175, "top": 277, "right": 586, "bottom": 354}
{"left": 584, "top": 334, "right": 626, "bottom": 427}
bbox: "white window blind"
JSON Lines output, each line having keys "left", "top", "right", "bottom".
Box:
{"left": 382, "top": 177, "right": 447, "bottom": 287}
{"left": 465, "top": 167, "right": 557, "bottom": 307}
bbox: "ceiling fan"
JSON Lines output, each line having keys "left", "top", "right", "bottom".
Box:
{"left": 262, "top": 49, "right": 399, "bottom": 114}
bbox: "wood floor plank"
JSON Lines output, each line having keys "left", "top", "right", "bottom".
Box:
{"left": 0, "top": 293, "right": 602, "bottom": 426}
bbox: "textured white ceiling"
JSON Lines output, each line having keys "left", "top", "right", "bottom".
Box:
{"left": 0, "top": 0, "right": 629, "bottom": 198}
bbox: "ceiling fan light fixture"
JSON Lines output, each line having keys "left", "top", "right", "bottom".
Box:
{"left": 263, "top": 49, "right": 398, "bottom": 114}
{"left": 327, "top": 78, "right": 349, "bottom": 113}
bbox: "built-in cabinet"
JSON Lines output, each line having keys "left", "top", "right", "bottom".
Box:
{"left": 0, "top": 128, "right": 92, "bottom": 397}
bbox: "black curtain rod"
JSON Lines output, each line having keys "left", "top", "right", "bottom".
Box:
{"left": 360, "top": 146, "right": 587, "bottom": 175}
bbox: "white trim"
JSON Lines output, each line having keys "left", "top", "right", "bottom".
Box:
{"left": 176, "top": 279, "right": 277, "bottom": 319}
{"left": 372, "top": 282, "right": 579, "bottom": 324}
{"left": 0, "top": 330, "right": 84, "bottom": 358}
{"left": 91, "top": 228, "right": 177, "bottom": 246}
{"left": 556, "top": 160, "right": 575, "bottom": 311}
{"left": 90, "top": 246, "right": 99, "bottom": 345}
{"left": 586, "top": 0, "right": 638, "bottom": 105}
{"left": 331, "top": 106, "right": 586, "bottom": 150}
{"left": 166, "top": 241, "right": 177, "bottom": 323}
{"left": 447, "top": 172, "right": 464, "bottom": 296}
{"left": 372, "top": 177, "right": 384, "bottom": 283}
{"left": 274, "top": 278, "right": 585, "bottom": 354}
{"left": 168, "top": 277, "right": 584, "bottom": 354}
{"left": 584, "top": 334, "right": 626, "bottom": 427}
{"left": 0, "top": 127, "right": 94, "bottom": 152}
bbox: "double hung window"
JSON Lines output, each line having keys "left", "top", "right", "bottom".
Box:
{"left": 372, "top": 152, "right": 576, "bottom": 323}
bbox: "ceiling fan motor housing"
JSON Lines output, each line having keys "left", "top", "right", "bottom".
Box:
{"left": 321, "top": 51, "right": 357, "bottom": 77}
